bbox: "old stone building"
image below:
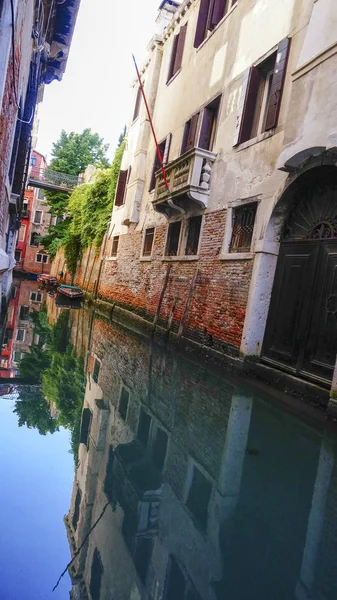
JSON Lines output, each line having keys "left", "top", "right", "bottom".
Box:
{"left": 64, "top": 309, "right": 337, "bottom": 600}
{"left": 83, "top": 0, "right": 337, "bottom": 411}
{"left": 0, "top": 0, "right": 80, "bottom": 342}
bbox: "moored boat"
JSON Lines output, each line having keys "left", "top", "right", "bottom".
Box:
{"left": 57, "top": 284, "right": 84, "bottom": 299}
{"left": 37, "top": 274, "right": 58, "bottom": 288}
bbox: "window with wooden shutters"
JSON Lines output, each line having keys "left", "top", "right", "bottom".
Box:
{"left": 142, "top": 227, "right": 155, "bottom": 257}
{"left": 233, "top": 39, "right": 290, "bottom": 146}
{"left": 132, "top": 86, "right": 142, "bottom": 121}
{"left": 111, "top": 235, "right": 119, "bottom": 257}
{"left": 181, "top": 113, "right": 200, "bottom": 155}
{"left": 167, "top": 23, "right": 187, "bottom": 83}
{"left": 149, "top": 134, "right": 172, "bottom": 192}
{"left": 229, "top": 203, "right": 257, "bottom": 253}
{"left": 198, "top": 96, "right": 221, "bottom": 150}
{"left": 166, "top": 221, "right": 182, "bottom": 256}
{"left": 194, "top": 0, "right": 235, "bottom": 48}
{"left": 114, "top": 169, "right": 128, "bottom": 206}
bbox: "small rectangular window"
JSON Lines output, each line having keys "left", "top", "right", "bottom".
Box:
{"left": 229, "top": 203, "right": 257, "bottom": 253}
{"left": 185, "top": 216, "right": 202, "bottom": 256}
{"left": 93, "top": 358, "right": 100, "bottom": 383}
{"left": 137, "top": 409, "right": 152, "bottom": 447}
{"left": 132, "top": 87, "right": 142, "bottom": 121}
{"left": 104, "top": 446, "right": 114, "bottom": 503}
{"left": 18, "top": 224, "right": 26, "bottom": 242}
{"left": 167, "top": 23, "right": 187, "bottom": 83}
{"left": 37, "top": 188, "right": 44, "bottom": 200}
{"left": 16, "top": 329, "right": 25, "bottom": 342}
{"left": 30, "top": 291, "right": 42, "bottom": 302}
{"left": 34, "top": 210, "right": 42, "bottom": 224}
{"left": 115, "top": 170, "right": 128, "bottom": 207}
{"left": 166, "top": 221, "right": 182, "bottom": 256}
{"left": 19, "top": 305, "right": 29, "bottom": 320}
{"left": 72, "top": 488, "right": 81, "bottom": 531}
{"left": 152, "top": 427, "right": 168, "bottom": 472}
{"left": 36, "top": 253, "right": 48, "bottom": 263}
{"left": 142, "top": 228, "right": 155, "bottom": 257}
{"left": 118, "top": 387, "right": 129, "bottom": 421}
{"left": 181, "top": 113, "right": 200, "bottom": 155}
{"left": 15, "top": 250, "right": 22, "bottom": 262}
{"left": 30, "top": 232, "right": 39, "bottom": 247}
{"left": 80, "top": 407, "right": 92, "bottom": 448}
{"left": 111, "top": 236, "right": 119, "bottom": 257}
{"left": 186, "top": 464, "right": 212, "bottom": 530}
{"left": 198, "top": 96, "right": 221, "bottom": 151}
{"left": 90, "top": 549, "right": 103, "bottom": 600}
{"left": 14, "top": 351, "right": 22, "bottom": 363}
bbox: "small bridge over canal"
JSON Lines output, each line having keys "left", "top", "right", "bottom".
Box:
{"left": 28, "top": 167, "right": 83, "bottom": 193}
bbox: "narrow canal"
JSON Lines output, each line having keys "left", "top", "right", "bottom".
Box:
{"left": 0, "top": 278, "right": 337, "bottom": 600}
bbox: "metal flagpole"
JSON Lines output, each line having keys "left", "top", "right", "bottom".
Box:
{"left": 132, "top": 54, "right": 170, "bottom": 193}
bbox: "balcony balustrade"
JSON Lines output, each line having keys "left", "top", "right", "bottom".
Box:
{"left": 153, "top": 147, "right": 216, "bottom": 218}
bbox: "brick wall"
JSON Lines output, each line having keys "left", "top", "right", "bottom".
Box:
{"left": 96, "top": 210, "right": 253, "bottom": 354}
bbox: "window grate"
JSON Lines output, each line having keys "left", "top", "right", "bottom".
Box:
{"left": 229, "top": 203, "right": 257, "bottom": 253}
{"left": 185, "top": 216, "right": 202, "bottom": 255}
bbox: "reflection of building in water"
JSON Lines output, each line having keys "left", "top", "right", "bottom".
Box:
{"left": 65, "top": 311, "right": 337, "bottom": 600}
{"left": 0, "top": 278, "right": 45, "bottom": 378}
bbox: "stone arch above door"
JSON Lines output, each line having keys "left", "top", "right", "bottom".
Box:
{"left": 240, "top": 156, "right": 337, "bottom": 393}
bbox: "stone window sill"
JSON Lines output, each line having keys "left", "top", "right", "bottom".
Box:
{"left": 236, "top": 130, "right": 275, "bottom": 151}
{"left": 220, "top": 252, "right": 254, "bottom": 261}
{"left": 139, "top": 256, "right": 152, "bottom": 262}
{"left": 162, "top": 255, "right": 199, "bottom": 262}
{"left": 196, "top": 3, "right": 237, "bottom": 52}
{"left": 166, "top": 68, "right": 182, "bottom": 87}
{"left": 106, "top": 256, "right": 118, "bottom": 261}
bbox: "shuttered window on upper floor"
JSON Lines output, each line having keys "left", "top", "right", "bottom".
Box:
{"left": 132, "top": 86, "right": 142, "bottom": 121}
{"left": 114, "top": 169, "right": 128, "bottom": 206}
{"left": 194, "top": 0, "right": 237, "bottom": 48}
{"left": 233, "top": 38, "right": 291, "bottom": 146}
{"left": 167, "top": 23, "right": 188, "bottom": 83}
{"left": 149, "top": 133, "right": 172, "bottom": 191}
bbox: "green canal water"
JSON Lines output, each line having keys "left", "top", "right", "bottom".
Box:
{"left": 0, "top": 278, "right": 337, "bottom": 599}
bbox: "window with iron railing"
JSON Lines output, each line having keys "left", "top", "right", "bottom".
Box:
{"left": 229, "top": 203, "right": 257, "bottom": 253}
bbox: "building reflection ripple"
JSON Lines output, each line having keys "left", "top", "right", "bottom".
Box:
{"left": 63, "top": 307, "right": 337, "bottom": 600}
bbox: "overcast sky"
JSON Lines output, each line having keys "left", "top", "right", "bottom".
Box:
{"left": 36, "top": 0, "right": 163, "bottom": 162}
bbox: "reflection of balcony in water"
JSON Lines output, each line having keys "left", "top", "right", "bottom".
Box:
{"left": 63, "top": 308, "right": 337, "bottom": 600}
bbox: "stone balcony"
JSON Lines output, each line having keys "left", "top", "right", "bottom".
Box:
{"left": 153, "top": 147, "right": 216, "bottom": 218}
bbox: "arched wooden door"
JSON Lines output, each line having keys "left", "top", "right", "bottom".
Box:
{"left": 262, "top": 170, "right": 337, "bottom": 385}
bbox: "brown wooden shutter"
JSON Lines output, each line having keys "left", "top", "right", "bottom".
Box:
{"left": 173, "top": 24, "right": 187, "bottom": 74}
{"left": 114, "top": 169, "right": 128, "bottom": 206}
{"left": 199, "top": 107, "right": 214, "bottom": 150}
{"left": 264, "top": 38, "right": 291, "bottom": 131}
{"left": 163, "top": 133, "right": 172, "bottom": 164}
{"left": 194, "top": 0, "right": 211, "bottom": 48}
{"left": 167, "top": 34, "right": 179, "bottom": 82}
{"left": 211, "top": 0, "right": 227, "bottom": 28}
{"left": 132, "top": 87, "right": 142, "bottom": 121}
{"left": 186, "top": 113, "right": 200, "bottom": 152}
{"left": 233, "top": 67, "right": 261, "bottom": 146}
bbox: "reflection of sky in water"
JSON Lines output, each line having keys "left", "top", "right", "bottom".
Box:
{"left": 0, "top": 395, "right": 74, "bottom": 600}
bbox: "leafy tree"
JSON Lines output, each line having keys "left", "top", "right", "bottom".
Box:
{"left": 14, "top": 387, "right": 59, "bottom": 436}
{"left": 49, "top": 128, "right": 109, "bottom": 175}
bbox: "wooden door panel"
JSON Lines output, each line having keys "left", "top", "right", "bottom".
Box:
{"left": 262, "top": 243, "right": 319, "bottom": 368}
{"left": 303, "top": 243, "right": 337, "bottom": 378}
